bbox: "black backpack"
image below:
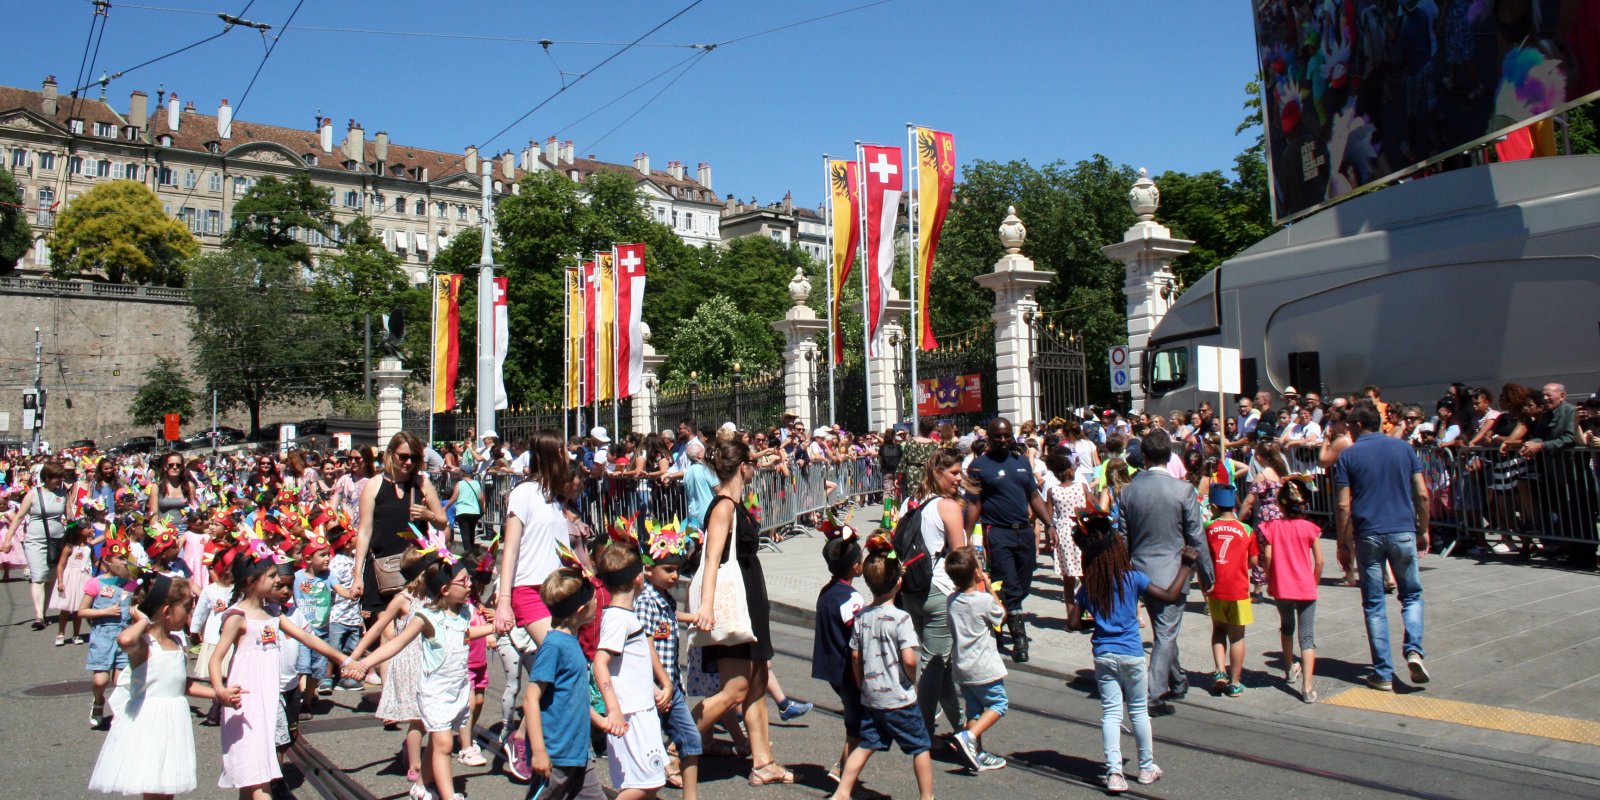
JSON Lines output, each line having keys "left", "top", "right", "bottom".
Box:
{"left": 890, "top": 498, "right": 940, "bottom": 598}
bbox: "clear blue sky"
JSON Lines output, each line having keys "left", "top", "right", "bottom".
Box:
{"left": 12, "top": 0, "right": 1260, "bottom": 209}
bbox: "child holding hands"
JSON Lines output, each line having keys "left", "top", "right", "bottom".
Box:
{"left": 944, "top": 546, "right": 1009, "bottom": 772}
{"left": 525, "top": 567, "right": 608, "bottom": 800}
{"left": 593, "top": 540, "right": 672, "bottom": 800}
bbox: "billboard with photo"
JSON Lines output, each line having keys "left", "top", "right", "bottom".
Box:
{"left": 1253, "top": 0, "right": 1600, "bottom": 223}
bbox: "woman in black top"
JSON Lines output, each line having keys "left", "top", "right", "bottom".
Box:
{"left": 691, "top": 440, "right": 791, "bottom": 785}
{"left": 350, "top": 431, "right": 448, "bottom": 612}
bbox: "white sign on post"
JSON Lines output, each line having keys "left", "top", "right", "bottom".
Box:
{"left": 1197, "top": 346, "right": 1242, "bottom": 394}
{"left": 1108, "top": 345, "right": 1130, "bottom": 394}
{"left": 278, "top": 424, "right": 297, "bottom": 454}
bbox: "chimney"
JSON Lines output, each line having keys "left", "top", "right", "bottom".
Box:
{"left": 633, "top": 152, "right": 650, "bottom": 176}
{"left": 560, "top": 140, "right": 574, "bottom": 165}
{"left": 697, "top": 162, "right": 712, "bottom": 190}
{"left": 184, "top": 100, "right": 195, "bottom": 112}
{"left": 167, "top": 92, "right": 180, "bottom": 132}
{"left": 501, "top": 151, "right": 514, "bottom": 180}
{"left": 668, "top": 161, "right": 686, "bottom": 181}
{"left": 724, "top": 194, "right": 736, "bottom": 212}
{"left": 374, "top": 131, "right": 389, "bottom": 164}
{"left": 782, "top": 190, "right": 793, "bottom": 212}
{"left": 464, "top": 145, "right": 478, "bottom": 175}
{"left": 128, "top": 90, "right": 147, "bottom": 131}
{"left": 41, "top": 75, "right": 58, "bottom": 116}
{"left": 544, "top": 136, "right": 559, "bottom": 165}
{"left": 319, "top": 117, "right": 333, "bottom": 153}
{"left": 217, "top": 98, "right": 232, "bottom": 140}
{"left": 343, "top": 120, "right": 364, "bottom": 163}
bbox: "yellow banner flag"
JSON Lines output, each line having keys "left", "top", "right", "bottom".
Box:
{"left": 914, "top": 127, "right": 955, "bottom": 351}
{"left": 828, "top": 159, "right": 859, "bottom": 364}
{"left": 430, "top": 274, "right": 462, "bottom": 413}
{"left": 597, "top": 252, "right": 616, "bottom": 402}
{"left": 565, "top": 268, "right": 583, "bottom": 407}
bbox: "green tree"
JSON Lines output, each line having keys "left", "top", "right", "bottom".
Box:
{"left": 310, "top": 217, "right": 429, "bottom": 399}
{"left": 127, "top": 356, "right": 197, "bottom": 426}
{"left": 44, "top": 179, "right": 198, "bottom": 285}
{"left": 227, "top": 174, "right": 333, "bottom": 268}
{"left": 657, "top": 294, "right": 781, "bottom": 384}
{"left": 187, "top": 249, "right": 324, "bottom": 436}
{"left": 0, "top": 168, "right": 32, "bottom": 274}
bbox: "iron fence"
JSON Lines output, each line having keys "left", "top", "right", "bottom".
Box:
{"left": 1279, "top": 444, "right": 1599, "bottom": 552}
{"left": 654, "top": 370, "right": 786, "bottom": 433}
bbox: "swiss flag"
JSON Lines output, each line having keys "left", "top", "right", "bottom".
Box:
{"left": 615, "top": 244, "right": 646, "bottom": 398}
{"left": 860, "top": 145, "right": 902, "bottom": 357}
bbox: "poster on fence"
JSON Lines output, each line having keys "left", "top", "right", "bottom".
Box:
{"left": 917, "top": 373, "right": 983, "bottom": 417}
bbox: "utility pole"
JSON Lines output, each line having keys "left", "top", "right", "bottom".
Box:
{"left": 363, "top": 314, "right": 372, "bottom": 401}
{"left": 30, "top": 326, "right": 42, "bottom": 453}
{"left": 475, "top": 160, "right": 497, "bottom": 439}
{"left": 211, "top": 388, "right": 219, "bottom": 457}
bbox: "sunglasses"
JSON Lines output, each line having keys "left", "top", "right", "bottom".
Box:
{"left": 393, "top": 452, "right": 417, "bottom": 463}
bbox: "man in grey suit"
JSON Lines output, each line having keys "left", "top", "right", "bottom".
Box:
{"left": 1119, "top": 429, "right": 1213, "bottom": 715}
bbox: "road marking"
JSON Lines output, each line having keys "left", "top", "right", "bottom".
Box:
{"left": 1324, "top": 688, "right": 1600, "bottom": 746}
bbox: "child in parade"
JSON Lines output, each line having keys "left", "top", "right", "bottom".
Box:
{"left": 1258, "top": 478, "right": 1324, "bottom": 702}
{"left": 634, "top": 519, "right": 702, "bottom": 798}
{"left": 830, "top": 534, "right": 934, "bottom": 800}
{"left": 191, "top": 547, "right": 238, "bottom": 725}
{"left": 83, "top": 539, "right": 136, "bottom": 730}
{"left": 1068, "top": 509, "right": 1198, "bottom": 793}
{"left": 813, "top": 532, "right": 865, "bottom": 784}
{"left": 293, "top": 533, "right": 336, "bottom": 696}
{"left": 526, "top": 567, "right": 608, "bottom": 800}
{"left": 1204, "top": 475, "right": 1258, "bottom": 697}
{"left": 944, "top": 546, "right": 1010, "bottom": 772}
{"left": 50, "top": 520, "right": 92, "bottom": 645}
{"left": 455, "top": 561, "right": 494, "bottom": 768}
{"left": 348, "top": 549, "right": 433, "bottom": 791}
{"left": 324, "top": 526, "right": 365, "bottom": 690}
{"left": 593, "top": 537, "right": 671, "bottom": 800}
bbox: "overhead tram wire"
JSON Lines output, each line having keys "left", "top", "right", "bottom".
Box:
{"left": 552, "top": 50, "right": 704, "bottom": 138}
{"left": 584, "top": 50, "right": 710, "bottom": 152}
{"left": 66, "top": 1, "right": 261, "bottom": 96}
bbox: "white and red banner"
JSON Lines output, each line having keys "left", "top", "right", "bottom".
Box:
{"left": 614, "top": 243, "right": 647, "bottom": 398}
{"left": 581, "top": 260, "right": 598, "bottom": 406}
{"left": 492, "top": 276, "right": 509, "bottom": 411}
{"left": 860, "top": 144, "right": 902, "bottom": 357}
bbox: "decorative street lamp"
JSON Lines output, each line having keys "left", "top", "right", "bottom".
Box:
{"left": 731, "top": 362, "right": 744, "bottom": 430}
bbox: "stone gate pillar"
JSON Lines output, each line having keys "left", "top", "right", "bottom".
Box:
{"left": 850, "top": 286, "right": 911, "bottom": 432}
{"left": 975, "top": 207, "right": 1054, "bottom": 425}
{"left": 1101, "top": 169, "right": 1193, "bottom": 411}
{"left": 373, "top": 357, "right": 410, "bottom": 445}
{"left": 771, "top": 266, "right": 828, "bottom": 430}
{"left": 632, "top": 323, "right": 666, "bottom": 433}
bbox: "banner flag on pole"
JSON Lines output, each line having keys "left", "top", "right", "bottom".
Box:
{"left": 615, "top": 243, "right": 647, "bottom": 398}
{"left": 913, "top": 127, "right": 955, "bottom": 352}
{"left": 431, "top": 274, "right": 463, "bottom": 413}
{"left": 582, "top": 260, "right": 598, "bottom": 406}
{"left": 597, "top": 252, "right": 617, "bottom": 402}
{"left": 492, "top": 276, "right": 509, "bottom": 411}
{"left": 565, "top": 267, "right": 583, "bottom": 407}
{"left": 827, "top": 159, "right": 859, "bottom": 365}
{"left": 860, "top": 144, "right": 901, "bottom": 358}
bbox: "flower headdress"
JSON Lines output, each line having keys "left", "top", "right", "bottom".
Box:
{"left": 555, "top": 539, "right": 592, "bottom": 579}
{"left": 643, "top": 516, "right": 696, "bottom": 565}
{"left": 399, "top": 522, "right": 457, "bottom": 566}
{"left": 863, "top": 531, "right": 897, "bottom": 560}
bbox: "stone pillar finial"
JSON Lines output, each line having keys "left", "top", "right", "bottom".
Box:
{"left": 1129, "top": 167, "right": 1160, "bottom": 222}
{"left": 640, "top": 321, "right": 652, "bottom": 344}
{"left": 788, "top": 265, "right": 812, "bottom": 306}
{"left": 999, "top": 206, "right": 1026, "bottom": 254}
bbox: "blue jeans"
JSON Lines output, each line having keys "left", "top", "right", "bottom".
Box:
{"left": 328, "top": 621, "right": 363, "bottom": 656}
{"left": 1095, "top": 652, "right": 1154, "bottom": 776}
{"left": 658, "top": 686, "right": 703, "bottom": 756}
{"left": 1356, "top": 531, "right": 1425, "bottom": 682}
{"left": 297, "top": 624, "right": 330, "bottom": 683}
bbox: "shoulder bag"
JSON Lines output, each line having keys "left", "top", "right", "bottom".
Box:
{"left": 372, "top": 479, "right": 416, "bottom": 596}
{"left": 687, "top": 498, "right": 755, "bottom": 648}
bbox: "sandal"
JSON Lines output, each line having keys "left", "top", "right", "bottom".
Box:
{"left": 749, "top": 761, "right": 795, "bottom": 786}
{"left": 702, "top": 741, "right": 739, "bottom": 758}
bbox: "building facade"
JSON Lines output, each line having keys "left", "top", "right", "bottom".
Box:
{"left": 719, "top": 191, "right": 827, "bottom": 261}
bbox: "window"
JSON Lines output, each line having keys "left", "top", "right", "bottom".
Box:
{"left": 671, "top": 210, "right": 679, "bottom": 228}
{"left": 305, "top": 154, "right": 318, "bottom": 166}
{"left": 125, "top": 126, "right": 140, "bottom": 141}
{"left": 93, "top": 160, "right": 110, "bottom": 178}
{"left": 656, "top": 206, "right": 666, "bottom": 221}
{"left": 111, "top": 163, "right": 123, "bottom": 179}
{"left": 343, "top": 190, "right": 361, "bottom": 209}
{"left": 38, "top": 152, "right": 55, "bottom": 171}
{"left": 36, "top": 189, "right": 54, "bottom": 225}
{"left": 69, "top": 119, "right": 85, "bottom": 134}
{"left": 33, "top": 237, "right": 49, "bottom": 266}
{"left": 234, "top": 176, "right": 248, "bottom": 195}
{"left": 183, "top": 169, "right": 197, "bottom": 189}
{"left": 208, "top": 172, "right": 221, "bottom": 192}
{"left": 205, "top": 142, "right": 220, "bottom": 154}
{"left": 68, "top": 155, "right": 84, "bottom": 175}
{"left": 205, "top": 209, "right": 222, "bottom": 235}
{"left": 9, "top": 148, "right": 25, "bottom": 168}
{"left": 373, "top": 194, "right": 386, "bottom": 213}
{"left": 158, "top": 166, "right": 176, "bottom": 186}
{"left": 456, "top": 204, "right": 467, "bottom": 221}
{"left": 156, "top": 134, "right": 172, "bottom": 147}
{"left": 93, "top": 122, "right": 113, "bottom": 137}
{"left": 770, "top": 231, "right": 783, "bottom": 242}
{"left": 180, "top": 207, "right": 200, "bottom": 233}
{"left": 1147, "top": 347, "right": 1188, "bottom": 396}
{"left": 684, "top": 213, "right": 694, "bottom": 232}
{"left": 126, "top": 163, "right": 140, "bottom": 181}
{"left": 434, "top": 201, "right": 446, "bottom": 219}
{"left": 413, "top": 199, "right": 424, "bottom": 216}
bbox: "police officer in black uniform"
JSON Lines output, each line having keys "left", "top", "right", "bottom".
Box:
{"left": 963, "top": 417, "right": 1052, "bottom": 662}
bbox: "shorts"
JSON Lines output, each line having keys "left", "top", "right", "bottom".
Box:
{"left": 277, "top": 686, "right": 303, "bottom": 746}
{"left": 657, "top": 686, "right": 703, "bottom": 756}
{"left": 419, "top": 673, "right": 471, "bottom": 733}
{"left": 328, "top": 621, "right": 364, "bottom": 655}
{"left": 605, "top": 708, "right": 668, "bottom": 790}
{"left": 295, "top": 625, "right": 330, "bottom": 678}
{"left": 85, "top": 624, "right": 129, "bottom": 672}
{"left": 1207, "top": 597, "right": 1254, "bottom": 626}
{"left": 960, "top": 679, "right": 1009, "bottom": 721}
{"left": 511, "top": 585, "right": 551, "bottom": 627}
{"left": 828, "top": 676, "right": 863, "bottom": 739}
{"left": 538, "top": 762, "right": 607, "bottom": 800}
{"left": 858, "top": 702, "right": 931, "bottom": 756}
{"left": 469, "top": 661, "right": 490, "bottom": 691}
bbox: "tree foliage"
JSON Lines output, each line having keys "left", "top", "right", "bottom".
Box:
{"left": 657, "top": 294, "right": 782, "bottom": 385}
{"left": 45, "top": 179, "right": 198, "bottom": 285}
{"left": 227, "top": 175, "right": 332, "bottom": 268}
{"left": 309, "top": 217, "right": 430, "bottom": 399}
{"left": 128, "top": 356, "right": 197, "bottom": 427}
{"left": 0, "top": 168, "right": 32, "bottom": 274}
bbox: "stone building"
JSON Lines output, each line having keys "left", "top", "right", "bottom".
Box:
{"left": 719, "top": 191, "right": 827, "bottom": 261}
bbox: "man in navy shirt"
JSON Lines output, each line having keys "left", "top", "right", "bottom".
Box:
{"left": 1334, "top": 402, "right": 1431, "bottom": 691}
{"left": 964, "top": 417, "right": 1052, "bottom": 663}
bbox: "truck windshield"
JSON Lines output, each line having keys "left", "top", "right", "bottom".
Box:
{"left": 1148, "top": 347, "right": 1187, "bottom": 396}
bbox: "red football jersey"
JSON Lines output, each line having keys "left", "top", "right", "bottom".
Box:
{"left": 1205, "top": 518, "right": 1258, "bottom": 601}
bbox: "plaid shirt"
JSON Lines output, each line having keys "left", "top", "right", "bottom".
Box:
{"left": 635, "top": 583, "right": 681, "bottom": 689}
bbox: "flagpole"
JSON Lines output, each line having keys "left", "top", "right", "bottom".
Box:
{"left": 475, "top": 160, "right": 496, "bottom": 443}
{"left": 822, "top": 153, "right": 836, "bottom": 427}
{"left": 428, "top": 269, "right": 438, "bottom": 446}
{"left": 576, "top": 254, "right": 586, "bottom": 438}
{"left": 611, "top": 245, "right": 620, "bottom": 438}
{"left": 906, "top": 123, "right": 920, "bottom": 435}
{"left": 591, "top": 251, "right": 599, "bottom": 437}
{"left": 856, "top": 140, "right": 874, "bottom": 434}
{"left": 562, "top": 265, "right": 571, "bottom": 443}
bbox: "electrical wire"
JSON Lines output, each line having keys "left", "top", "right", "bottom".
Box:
{"left": 584, "top": 50, "right": 710, "bottom": 153}
{"left": 710, "top": 0, "right": 892, "bottom": 48}
{"left": 552, "top": 50, "right": 704, "bottom": 138}
{"left": 65, "top": 0, "right": 257, "bottom": 96}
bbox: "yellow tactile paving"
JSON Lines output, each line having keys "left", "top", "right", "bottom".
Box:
{"left": 1324, "top": 689, "right": 1600, "bottom": 747}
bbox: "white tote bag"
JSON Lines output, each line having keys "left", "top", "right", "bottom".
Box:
{"left": 688, "top": 529, "right": 756, "bottom": 648}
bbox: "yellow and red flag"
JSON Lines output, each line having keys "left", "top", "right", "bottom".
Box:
{"left": 582, "top": 259, "right": 598, "bottom": 405}
{"left": 596, "top": 251, "right": 616, "bottom": 402}
{"left": 565, "top": 267, "right": 583, "bottom": 407}
{"left": 914, "top": 127, "right": 955, "bottom": 351}
{"left": 431, "top": 274, "right": 463, "bottom": 413}
{"left": 827, "top": 159, "right": 859, "bottom": 365}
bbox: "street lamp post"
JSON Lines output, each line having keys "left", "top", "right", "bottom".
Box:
{"left": 687, "top": 372, "right": 699, "bottom": 424}
{"left": 731, "top": 362, "right": 744, "bottom": 430}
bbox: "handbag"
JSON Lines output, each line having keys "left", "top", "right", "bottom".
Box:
{"left": 687, "top": 503, "right": 755, "bottom": 648}
{"left": 373, "top": 478, "right": 419, "bottom": 596}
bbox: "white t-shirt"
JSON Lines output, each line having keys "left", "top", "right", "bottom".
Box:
{"left": 598, "top": 607, "right": 655, "bottom": 714}
{"left": 507, "top": 481, "right": 570, "bottom": 588}
{"left": 1073, "top": 439, "right": 1098, "bottom": 486}
{"left": 919, "top": 497, "right": 957, "bottom": 596}
{"left": 191, "top": 581, "right": 233, "bottom": 644}
{"left": 278, "top": 606, "right": 307, "bottom": 691}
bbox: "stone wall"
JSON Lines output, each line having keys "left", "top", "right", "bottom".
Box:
{"left": 0, "top": 277, "right": 329, "bottom": 446}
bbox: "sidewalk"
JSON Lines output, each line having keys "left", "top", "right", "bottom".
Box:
{"left": 757, "top": 506, "right": 1600, "bottom": 780}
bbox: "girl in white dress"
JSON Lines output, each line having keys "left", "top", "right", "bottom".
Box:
{"left": 88, "top": 574, "right": 243, "bottom": 798}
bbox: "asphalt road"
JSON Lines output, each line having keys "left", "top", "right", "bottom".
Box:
{"left": 6, "top": 570, "right": 1599, "bottom": 800}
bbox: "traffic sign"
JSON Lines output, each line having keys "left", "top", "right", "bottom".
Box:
{"left": 1108, "top": 345, "right": 1130, "bottom": 394}
{"left": 163, "top": 413, "right": 181, "bottom": 441}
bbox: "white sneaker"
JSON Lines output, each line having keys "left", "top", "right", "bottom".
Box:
{"left": 1406, "top": 652, "right": 1431, "bottom": 684}
{"left": 407, "top": 783, "right": 437, "bottom": 800}
{"left": 457, "top": 745, "right": 487, "bottom": 767}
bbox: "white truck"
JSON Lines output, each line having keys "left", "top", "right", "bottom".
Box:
{"left": 1140, "top": 156, "right": 1600, "bottom": 414}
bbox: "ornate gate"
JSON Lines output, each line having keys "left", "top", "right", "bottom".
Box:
{"left": 1029, "top": 316, "right": 1088, "bottom": 420}
{"left": 905, "top": 324, "right": 997, "bottom": 432}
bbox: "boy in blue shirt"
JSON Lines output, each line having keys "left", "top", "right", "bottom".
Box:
{"left": 293, "top": 535, "right": 335, "bottom": 695}
{"left": 527, "top": 567, "right": 607, "bottom": 800}
{"left": 813, "top": 534, "right": 865, "bottom": 783}
{"left": 1068, "top": 510, "right": 1197, "bottom": 794}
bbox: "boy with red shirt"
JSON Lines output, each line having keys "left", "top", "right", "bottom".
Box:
{"left": 1204, "top": 478, "right": 1258, "bottom": 697}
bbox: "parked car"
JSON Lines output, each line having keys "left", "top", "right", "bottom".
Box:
{"left": 179, "top": 427, "right": 246, "bottom": 450}
{"left": 107, "top": 436, "right": 161, "bottom": 456}
{"left": 61, "top": 439, "right": 97, "bottom": 456}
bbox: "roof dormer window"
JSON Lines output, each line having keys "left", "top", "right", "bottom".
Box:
{"left": 93, "top": 122, "right": 114, "bottom": 137}
{"left": 206, "top": 142, "right": 221, "bottom": 154}
{"left": 305, "top": 154, "right": 318, "bottom": 166}
{"left": 156, "top": 134, "right": 173, "bottom": 147}
{"left": 69, "top": 119, "right": 85, "bottom": 134}
{"left": 343, "top": 159, "right": 357, "bottom": 171}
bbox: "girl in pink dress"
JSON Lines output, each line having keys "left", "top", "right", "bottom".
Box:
{"left": 209, "top": 551, "right": 350, "bottom": 799}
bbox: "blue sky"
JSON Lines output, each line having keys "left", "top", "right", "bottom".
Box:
{"left": 12, "top": 0, "right": 1260, "bottom": 209}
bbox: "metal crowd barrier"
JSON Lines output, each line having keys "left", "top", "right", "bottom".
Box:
{"left": 1280, "top": 444, "right": 1599, "bottom": 552}
{"left": 476, "top": 457, "right": 884, "bottom": 549}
